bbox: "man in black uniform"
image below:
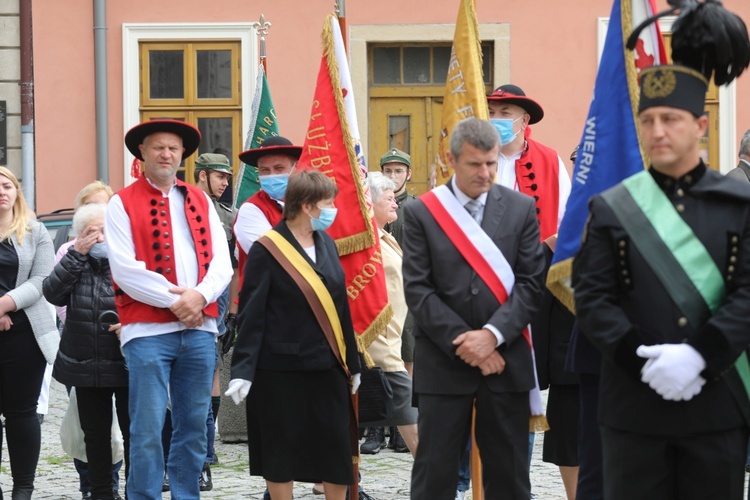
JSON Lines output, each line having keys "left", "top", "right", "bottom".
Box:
{"left": 573, "top": 3, "right": 750, "bottom": 499}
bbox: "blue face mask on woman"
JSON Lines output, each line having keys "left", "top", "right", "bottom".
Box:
{"left": 259, "top": 173, "right": 291, "bottom": 200}
{"left": 490, "top": 117, "right": 522, "bottom": 145}
{"left": 310, "top": 207, "right": 338, "bottom": 231}
{"left": 88, "top": 242, "right": 108, "bottom": 259}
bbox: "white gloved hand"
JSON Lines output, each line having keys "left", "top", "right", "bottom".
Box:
{"left": 675, "top": 375, "right": 706, "bottom": 401}
{"left": 225, "top": 378, "right": 252, "bottom": 405}
{"left": 350, "top": 373, "right": 361, "bottom": 395}
{"left": 637, "top": 344, "right": 706, "bottom": 399}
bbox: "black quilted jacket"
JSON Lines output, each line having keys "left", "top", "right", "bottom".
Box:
{"left": 43, "top": 248, "right": 128, "bottom": 387}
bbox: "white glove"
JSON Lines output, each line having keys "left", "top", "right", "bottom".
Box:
{"left": 225, "top": 378, "right": 252, "bottom": 405}
{"left": 675, "top": 375, "right": 706, "bottom": 401}
{"left": 637, "top": 344, "right": 706, "bottom": 400}
{"left": 350, "top": 373, "right": 361, "bottom": 395}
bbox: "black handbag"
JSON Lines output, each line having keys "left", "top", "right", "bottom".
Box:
{"left": 357, "top": 364, "right": 394, "bottom": 425}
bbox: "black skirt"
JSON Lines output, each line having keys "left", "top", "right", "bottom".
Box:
{"left": 246, "top": 367, "right": 354, "bottom": 484}
{"left": 542, "top": 384, "right": 580, "bottom": 466}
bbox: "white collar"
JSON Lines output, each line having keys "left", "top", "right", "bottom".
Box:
{"left": 451, "top": 176, "right": 489, "bottom": 207}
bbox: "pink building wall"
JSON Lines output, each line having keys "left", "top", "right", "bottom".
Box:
{"left": 31, "top": 0, "right": 750, "bottom": 213}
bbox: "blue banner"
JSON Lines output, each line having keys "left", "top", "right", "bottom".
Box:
{"left": 547, "top": 0, "right": 651, "bottom": 310}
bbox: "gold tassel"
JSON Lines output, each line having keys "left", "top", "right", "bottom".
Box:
{"left": 334, "top": 232, "right": 375, "bottom": 257}
{"left": 546, "top": 258, "right": 576, "bottom": 314}
{"left": 529, "top": 414, "right": 550, "bottom": 432}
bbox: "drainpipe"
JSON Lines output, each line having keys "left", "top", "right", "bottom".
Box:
{"left": 94, "top": 0, "right": 109, "bottom": 183}
{"left": 19, "top": 0, "right": 35, "bottom": 209}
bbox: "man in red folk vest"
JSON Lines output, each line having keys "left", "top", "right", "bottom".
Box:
{"left": 487, "top": 85, "right": 571, "bottom": 242}
{"left": 105, "top": 120, "right": 233, "bottom": 499}
{"left": 233, "top": 136, "right": 302, "bottom": 285}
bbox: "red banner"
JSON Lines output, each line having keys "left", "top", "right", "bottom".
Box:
{"left": 298, "top": 14, "right": 391, "bottom": 350}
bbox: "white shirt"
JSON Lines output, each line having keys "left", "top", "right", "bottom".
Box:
{"left": 450, "top": 177, "right": 505, "bottom": 348}
{"left": 234, "top": 199, "right": 284, "bottom": 255}
{"left": 105, "top": 180, "right": 233, "bottom": 345}
{"left": 497, "top": 147, "right": 572, "bottom": 230}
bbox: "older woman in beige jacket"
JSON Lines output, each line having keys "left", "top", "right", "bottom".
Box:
{"left": 363, "top": 172, "right": 418, "bottom": 457}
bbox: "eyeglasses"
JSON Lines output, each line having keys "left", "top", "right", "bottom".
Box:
{"left": 382, "top": 168, "right": 408, "bottom": 176}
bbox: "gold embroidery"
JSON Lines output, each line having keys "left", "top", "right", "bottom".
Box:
{"left": 643, "top": 69, "right": 676, "bottom": 99}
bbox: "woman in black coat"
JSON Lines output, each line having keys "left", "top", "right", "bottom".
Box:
{"left": 43, "top": 203, "right": 129, "bottom": 500}
{"left": 226, "top": 171, "right": 361, "bottom": 500}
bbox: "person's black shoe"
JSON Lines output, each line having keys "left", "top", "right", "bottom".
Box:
{"left": 392, "top": 428, "right": 409, "bottom": 453}
{"left": 161, "top": 471, "right": 169, "bottom": 492}
{"left": 345, "top": 489, "right": 375, "bottom": 500}
{"left": 360, "top": 426, "right": 385, "bottom": 455}
{"left": 199, "top": 463, "right": 213, "bottom": 491}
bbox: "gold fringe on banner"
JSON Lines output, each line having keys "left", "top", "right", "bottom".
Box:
{"left": 355, "top": 303, "right": 394, "bottom": 364}
{"left": 621, "top": 0, "right": 649, "bottom": 169}
{"left": 334, "top": 231, "right": 374, "bottom": 257}
{"left": 321, "top": 14, "right": 376, "bottom": 256}
{"left": 546, "top": 258, "right": 576, "bottom": 314}
{"left": 529, "top": 414, "right": 550, "bottom": 432}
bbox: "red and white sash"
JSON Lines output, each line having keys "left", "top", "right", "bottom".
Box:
{"left": 422, "top": 185, "right": 546, "bottom": 423}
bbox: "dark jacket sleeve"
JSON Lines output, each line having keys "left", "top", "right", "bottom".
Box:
{"left": 572, "top": 196, "right": 646, "bottom": 379}
{"left": 230, "top": 242, "right": 271, "bottom": 382}
{"left": 42, "top": 248, "right": 87, "bottom": 308}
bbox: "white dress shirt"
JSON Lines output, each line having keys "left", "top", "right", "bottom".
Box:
{"left": 234, "top": 199, "right": 285, "bottom": 255}
{"left": 105, "top": 180, "right": 233, "bottom": 345}
{"left": 497, "top": 147, "right": 571, "bottom": 229}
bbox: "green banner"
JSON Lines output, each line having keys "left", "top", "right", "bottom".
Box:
{"left": 234, "top": 64, "right": 280, "bottom": 208}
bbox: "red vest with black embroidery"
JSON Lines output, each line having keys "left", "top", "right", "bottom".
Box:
{"left": 515, "top": 137, "right": 561, "bottom": 241}
{"left": 236, "top": 190, "right": 283, "bottom": 288}
{"left": 113, "top": 176, "right": 219, "bottom": 325}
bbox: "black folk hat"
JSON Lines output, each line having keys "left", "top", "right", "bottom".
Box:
{"left": 238, "top": 136, "right": 303, "bottom": 166}
{"left": 638, "top": 65, "right": 708, "bottom": 117}
{"left": 125, "top": 119, "right": 201, "bottom": 161}
{"left": 486, "top": 84, "right": 545, "bottom": 124}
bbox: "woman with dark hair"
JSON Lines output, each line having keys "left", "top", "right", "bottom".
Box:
{"left": 226, "top": 170, "right": 361, "bottom": 500}
{"left": 44, "top": 202, "right": 129, "bottom": 500}
{"left": 0, "top": 166, "right": 58, "bottom": 499}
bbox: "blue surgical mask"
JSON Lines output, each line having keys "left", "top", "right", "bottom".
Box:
{"left": 259, "top": 173, "right": 290, "bottom": 200}
{"left": 88, "top": 242, "right": 109, "bottom": 259}
{"left": 310, "top": 207, "right": 338, "bottom": 231}
{"left": 490, "top": 117, "right": 522, "bottom": 145}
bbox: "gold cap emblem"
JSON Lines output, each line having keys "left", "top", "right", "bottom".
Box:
{"left": 643, "top": 68, "right": 677, "bottom": 99}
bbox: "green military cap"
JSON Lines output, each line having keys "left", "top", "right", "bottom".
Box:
{"left": 195, "top": 153, "right": 233, "bottom": 175}
{"left": 380, "top": 148, "right": 411, "bottom": 169}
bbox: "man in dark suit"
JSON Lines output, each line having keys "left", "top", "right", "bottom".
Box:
{"left": 726, "top": 129, "right": 750, "bottom": 183}
{"left": 403, "top": 117, "right": 545, "bottom": 499}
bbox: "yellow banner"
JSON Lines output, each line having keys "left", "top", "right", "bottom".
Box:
{"left": 435, "top": 0, "right": 489, "bottom": 184}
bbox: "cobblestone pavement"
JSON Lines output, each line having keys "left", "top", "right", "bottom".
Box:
{"left": 3, "top": 380, "right": 570, "bottom": 499}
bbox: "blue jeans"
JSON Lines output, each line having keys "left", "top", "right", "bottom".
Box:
{"left": 216, "top": 286, "right": 230, "bottom": 336}
{"left": 205, "top": 345, "right": 220, "bottom": 465}
{"left": 123, "top": 330, "right": 215, "bottom": 500}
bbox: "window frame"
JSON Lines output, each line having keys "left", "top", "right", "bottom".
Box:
{"left": 123, "top": 23, "right": 257, "bottom": 186}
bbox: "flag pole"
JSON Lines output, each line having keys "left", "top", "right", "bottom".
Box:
{"left": 252, "top": 14, "right": 271, "bottom": 74}
{"left": 335, "top": 0, "right": 347, "bottom": 53}
{"left": 333, "top": 2, "right": 360, "bottom": 496}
